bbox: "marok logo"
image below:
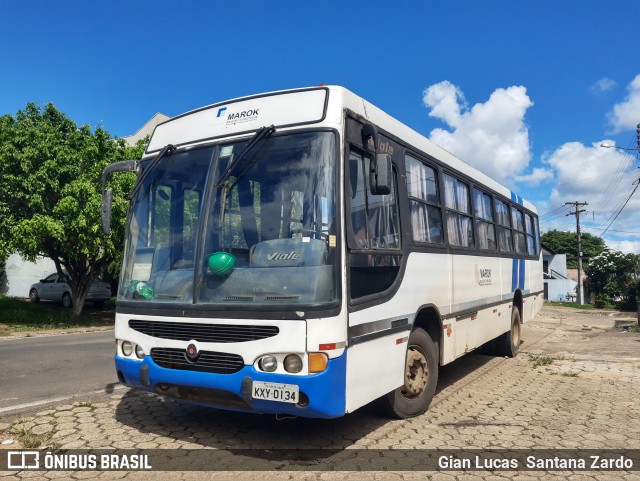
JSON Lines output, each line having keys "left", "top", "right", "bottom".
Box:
{"left": 228, "top": 109, "right": 259, "bottom": 120}
{"left": 217, "top": 107, "right": 227, "bottom": 118}
{"left": 267, "top": 252, "right": 301, "bottom": 261}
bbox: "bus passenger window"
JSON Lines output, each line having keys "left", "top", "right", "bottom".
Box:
{"left": 495, "top": 199, "right": 513, "bottom": 253}
{"left": 512, "top": 208, "right": 527, "bottom": 255}
{"left": 525, "top": 213, "right": 536, "bottom": 256}
{"left": 473, "top": 188, "right": 496, "bottom": 250}
{"left": 405, "top": 155, "right": 443, "bottom": 244}
{"left": 444, "top": 174, "right": 474, "bottom": 248}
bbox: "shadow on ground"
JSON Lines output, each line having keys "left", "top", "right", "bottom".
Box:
{"left": 112, "top": 352, "right": 498, "bottom": 467}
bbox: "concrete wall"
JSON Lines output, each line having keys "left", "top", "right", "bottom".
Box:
{"left": 545, "top": 278, "right": 578, "bottom": 302}
{"left": 546, "top": 253, "right": 568, "bottom": 277}
{"left": 1, "top": 253, "right": 56, "bottom": 298}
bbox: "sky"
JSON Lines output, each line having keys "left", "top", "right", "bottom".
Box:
{"left": 1, "top": 0, "right": 640, "bottom": 253}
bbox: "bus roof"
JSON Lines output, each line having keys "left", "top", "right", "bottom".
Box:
{"left": 146, "top": 85, "right": 536, "bottom": 213}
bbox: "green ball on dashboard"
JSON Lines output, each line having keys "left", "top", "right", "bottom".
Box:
{"left": 208, "top": 252, "right": 236, "bottom": 276}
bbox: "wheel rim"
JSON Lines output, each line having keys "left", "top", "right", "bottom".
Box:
{"left": 30, "top": 290, "right": 37, "bottom": 301}
{"left": 63, "top": 295, "right": 72, "bottom": 307}
{"left": 402, "top": 346, "right": 429, "bottom": 398}
{"left": 513, "top": 317, "right": 521, "bottom": 347}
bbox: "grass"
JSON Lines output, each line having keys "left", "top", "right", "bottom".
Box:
{"left": 546, "top": 301, "right": 611, "bottom": 310}
{"left": 631, "top": 326, "right": 640, "bottom": 334}
{"left": 528, "top": 353, "right": 554, "bottom": 368}
{"left": 10, "top": 422, "right": 55, "bottom": 449}
{"left": 0, "top": 296, "right": 113, "bottom": 335}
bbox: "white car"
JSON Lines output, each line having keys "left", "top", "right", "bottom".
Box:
{"left": 29, "top": 273, "right": 112, "bottom": 308}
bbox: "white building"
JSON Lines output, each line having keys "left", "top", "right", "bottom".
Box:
{"left": 542, "top": 244, "right": 578, "bottom": 302}
{"left": 2, "top": 253, "right": 56, "bottom": 298}
{"left": 121, "top": 112, "right": 170, "bottom": 146}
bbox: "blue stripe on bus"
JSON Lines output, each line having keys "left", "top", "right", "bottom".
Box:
{"left": 519, "top": 258, "right": 526, "bottom": 289}
{"left": 512, "top": 258, "right": 518, "bottom": 292}
{"left": 511, "top": 192, "right": 524, "bottom": 206}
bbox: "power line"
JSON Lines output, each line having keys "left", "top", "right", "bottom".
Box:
{"left": 599, "top": 177, "right": 640, "bottom": 238}
{"left": 554, "top": 166, "right": 637, "bottom": 187}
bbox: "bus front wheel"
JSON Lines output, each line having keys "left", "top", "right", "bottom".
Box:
{"left": 381, "top": 327, "right": 438, "bottom": 419}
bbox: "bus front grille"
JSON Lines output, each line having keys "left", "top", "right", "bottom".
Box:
{"left": 129, "top": 320, "right": 279, "bottom": 343}
{"left": 150, "top": 348, "right": 244, "bottom": 374}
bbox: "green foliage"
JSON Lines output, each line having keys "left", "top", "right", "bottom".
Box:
{"left": 594, "top": 297, "right": 607, "bottom": 309}
{"left": 0, "top": 295, "right": 90, "bottom": 330}
{"left": 618, "top": 277, "right": 640, "bottom": 311}
{"left": 541, "top": 229, "right": 606, "bottom": 268}
{"left": 585, "top": 249, "right": 639, "bottom": 309}
{"left": 0, "top": 103, "right": 145, "bottom": 317}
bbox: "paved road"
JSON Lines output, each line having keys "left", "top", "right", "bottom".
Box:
{"left": 1, "top": 308, "right": 639, "bottom": 480}
{"left": 0, "top": 331, "right": 119, "bottom": 415}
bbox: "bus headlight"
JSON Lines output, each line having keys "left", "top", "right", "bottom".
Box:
{"left": 259, "top": 355, "right": 278, "bottom": 372}
{"left": 284, "top": 354, "right": 303, "bottom": 373}
{"left": 122, "top": 341, "right": 133, "bottom": 357}
{"left": 135, "top": 345, "right": 145, "bottom": 359}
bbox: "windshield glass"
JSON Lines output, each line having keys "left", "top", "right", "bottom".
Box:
{"left": 118, "top": 131, "right": 339, "bottom": 309}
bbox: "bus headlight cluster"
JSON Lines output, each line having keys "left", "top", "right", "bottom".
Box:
{"left": 257, "top": 354, "right": 304, "bottom": 373}
{"left": 284, "top": 354, "right": 303, "bottom": 373}
{"left": 119, "top": 340, "right": 145, "bottom": 360}
{"left": 259, "top": 355, "right": 278, "bottom": 372}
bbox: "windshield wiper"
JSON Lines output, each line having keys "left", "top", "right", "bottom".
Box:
{"left": 217, "top": 125, "right": 275, "bottom": 228}
{"left": 216, "top": 125, "right": 276, "bottom": 188}
{"left": 127, "top": 144, "right": 176, "bottom": 200}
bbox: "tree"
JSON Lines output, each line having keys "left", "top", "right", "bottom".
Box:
{"left": 540, "top": 229, "right": 606, "bottom": 268}
{"left": 0, "top": 103, "right": 145, "bottom": 318}
{"left": 584, "top": 249, "right": 639, "bottom": 308}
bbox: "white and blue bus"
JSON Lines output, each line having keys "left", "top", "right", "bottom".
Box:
{"left": 102, "top": 86, "right": 543, "bottom": 419}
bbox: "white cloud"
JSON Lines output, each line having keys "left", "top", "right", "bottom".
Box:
{"left": 515, "top": 167, "right": 554, "bottom": 186}
{"left": 544, "top": 140, "right": 634, "bottom": 204}
{"left": 422, "top": 82, "right": 533, "bottom": 184}
{"left": 591, "top": 77, "right": 617, "bottom": 93}
{"left": 540, "top": 140, "right": 640, "bottom": 245}
{"left": 607, "top": 74, "right": 640, "bottom": 132}
{"left": 606, "top": 239, "right": 640, "bottom": 254}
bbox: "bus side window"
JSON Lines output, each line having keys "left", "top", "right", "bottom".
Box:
{"left": 443, "top": 174, "right": 474, "bottom": 248}
{"left": 511, "top": 207, "right": 527, "bottom": 255}
{"left": 405, "top": 155, "right": 443, "bottom": 244}
{"left": 525, "top": 213, "right": 536, "bottom": 256}
{"left": 348, "top": 149, "right": 402, "bottom": 300}
{"left": 495, "top": 198, "right": 513, "bottom": 253}
{"left": 473, "top": 188, "right": 497, "bottom": 251}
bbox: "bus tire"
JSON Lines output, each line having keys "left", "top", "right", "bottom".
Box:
{"left": 381, "top": 327, "right": 438, "bottom": 419}
{"left": 497, "top": 307, "right": 521, "bottom": 358}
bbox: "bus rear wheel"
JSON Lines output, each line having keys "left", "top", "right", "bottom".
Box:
{"left": 497, "top": 307, "right": 521, "bottom": 358}
{"left": 381, "top": 327, "right": 438, "bottom": 419}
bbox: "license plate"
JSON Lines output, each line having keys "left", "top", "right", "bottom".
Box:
{"left": 252, "top": 381, "right": 299, "bottom": 403}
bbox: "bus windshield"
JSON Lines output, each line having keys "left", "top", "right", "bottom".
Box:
{"left": 118, "top": 130, "right": 339, "bottom": 309}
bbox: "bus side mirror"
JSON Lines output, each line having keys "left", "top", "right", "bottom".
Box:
{"left": 362, "top": 123, "right": 392, "bottom": 195}
{"left": 101, "top": 159, "right": 137, "bottom": 236}
{"left": 102, "top": 188, "right": 113, "bottom": 235}
{"left": 370, "top": 153, "right": 392, "bottom": 195}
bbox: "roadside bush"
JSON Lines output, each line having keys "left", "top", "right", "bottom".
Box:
{"left": 594, "top": 297, "right": 607, "bottom": 309}
{"left": 615, "top": 278, "right": 640, "bottom": 311}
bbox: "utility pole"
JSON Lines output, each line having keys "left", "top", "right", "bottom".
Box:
{"left": 565, "top": 202, "right": 588, "bottom": 304}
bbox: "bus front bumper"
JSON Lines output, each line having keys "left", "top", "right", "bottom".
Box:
{"left": 114, "top": 353, "right": 347, "bottom": 418}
